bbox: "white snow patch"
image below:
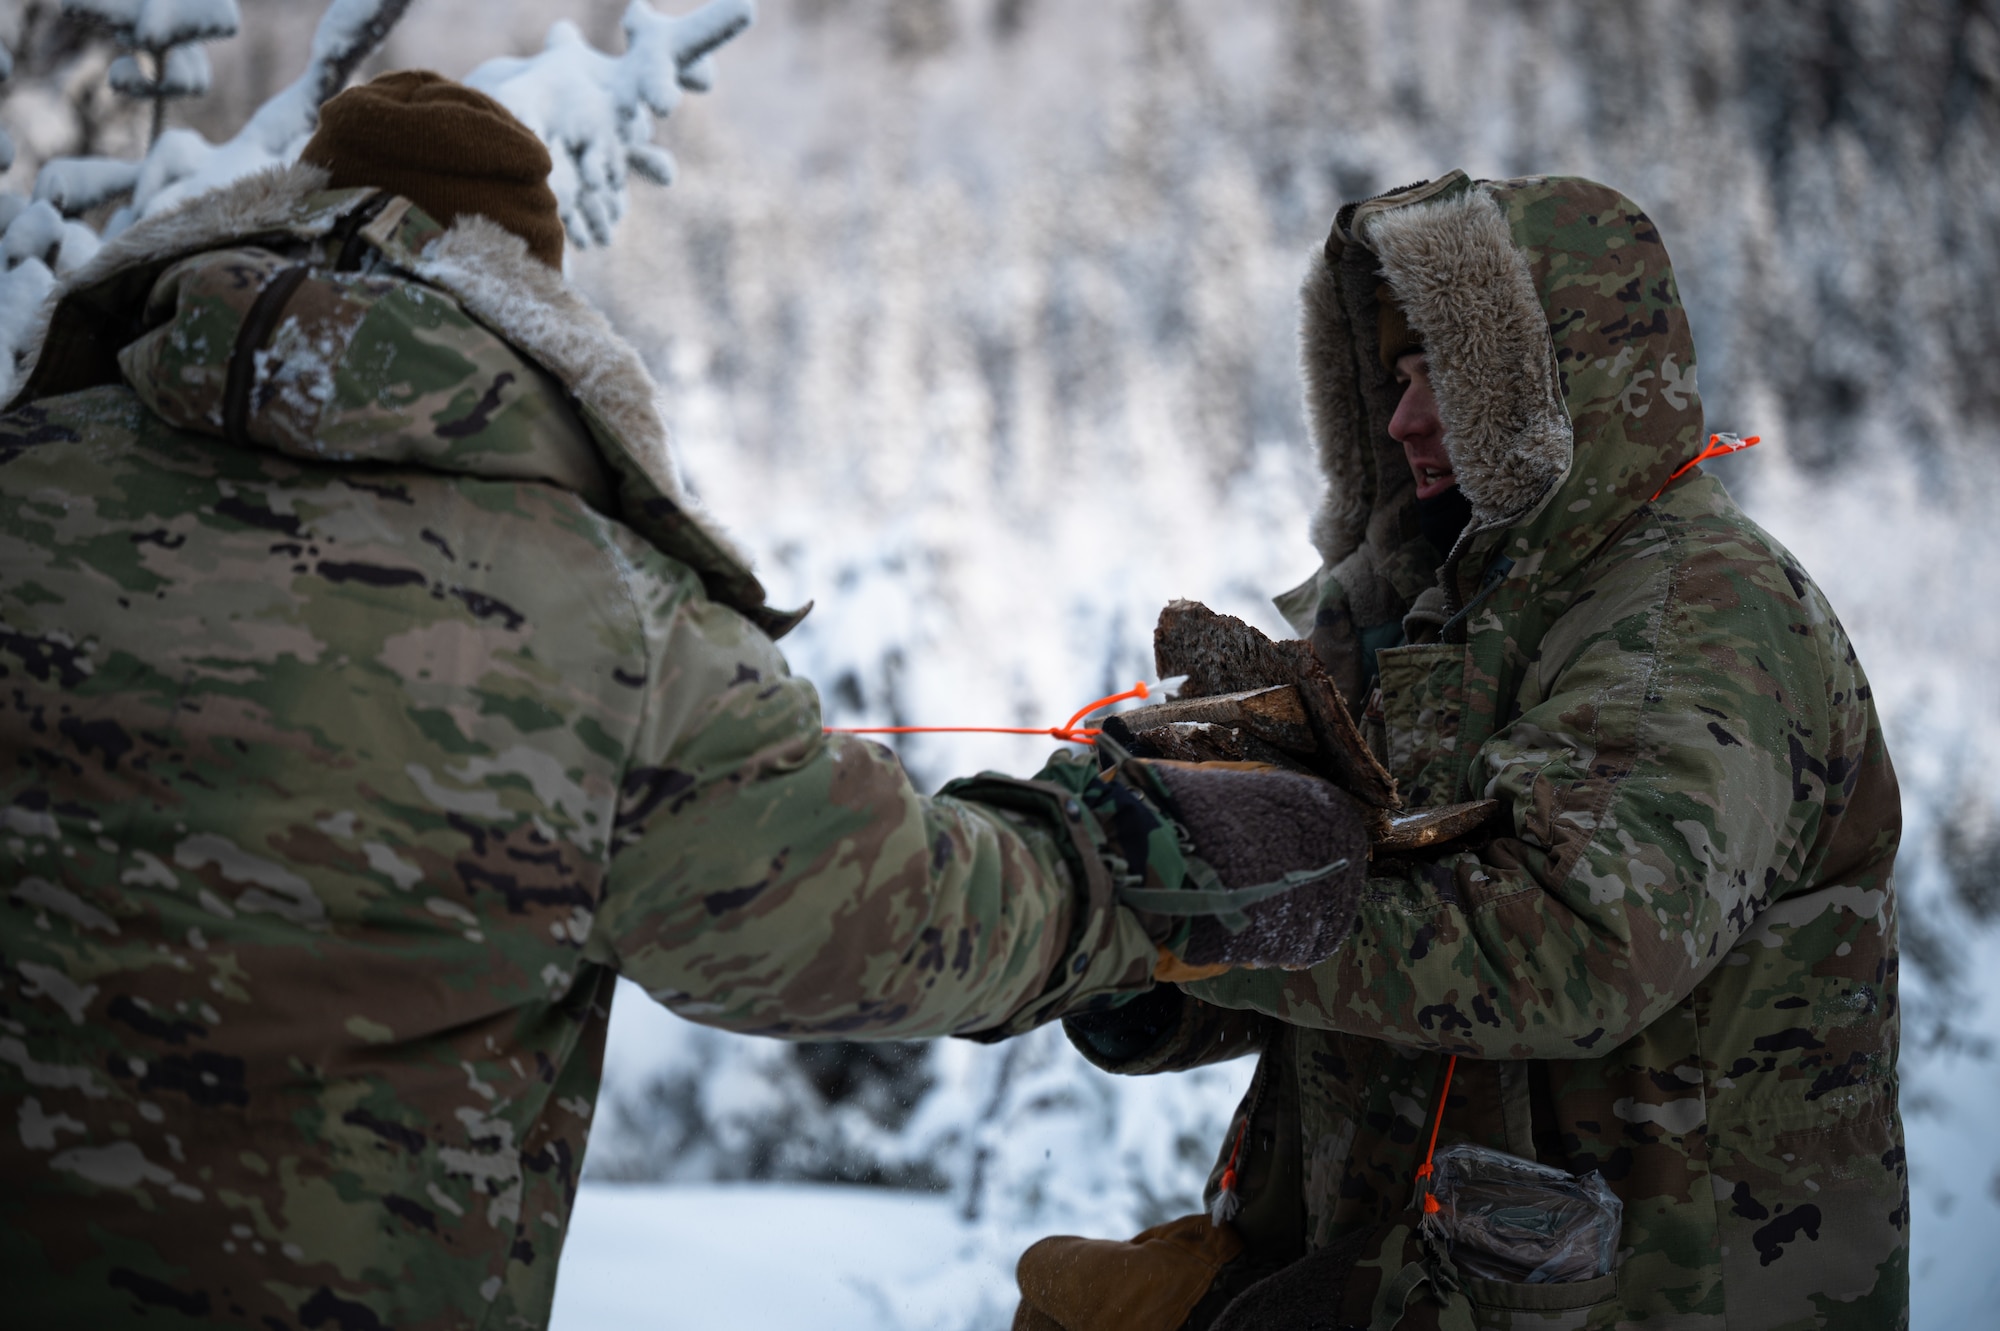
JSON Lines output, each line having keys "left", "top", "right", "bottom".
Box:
{"left": 550, "top": 1183, "right": 1022, "bottom": 1331}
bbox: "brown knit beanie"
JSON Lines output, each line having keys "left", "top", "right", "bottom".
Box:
{"left": 1376, "top": 281, "right": 1423, "bottom": 370}
{"left": 300, "top": 70, "right": 565, "bottom": 269}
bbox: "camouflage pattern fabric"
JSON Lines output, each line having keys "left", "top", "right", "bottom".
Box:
{"left": 1171, "top": 177, "right": 1905, "bottom": 1328}
{"left": 0, "top": 182, "right": 1165, "bottom": 1329}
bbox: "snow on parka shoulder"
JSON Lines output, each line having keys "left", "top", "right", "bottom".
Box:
{"left": 1089, "top": 174, "right": 1906, "bottom": 1330}
{"left": 0, "top": 165, "right": 1162, "bottom": 1330}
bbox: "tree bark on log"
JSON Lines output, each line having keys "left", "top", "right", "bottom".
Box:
{"left": 1149, "top": 599, "right": 1399, "bottom": 811}
{"left": 1116, "top": 599, "right": 1501, "bottom": 853}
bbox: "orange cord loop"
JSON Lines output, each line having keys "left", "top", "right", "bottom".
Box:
{"left": 824, "top": 681, "right": 1153, "bottom": 746}
{"left": 1652, "top": 432, "right": 1762, "bottom": 501}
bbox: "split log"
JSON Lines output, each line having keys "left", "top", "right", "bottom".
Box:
{"left": 1099, "top": 715, "right": 1314, "bottom": 773}
{"left": 1153, "top": 599, "right": 1399, "bottom": 811}
{"left": 1112, "top": 684, "right": 1315, "bottom": 753}
{"left": 1370, "top": 800, "right": 1502, "bottom": 852}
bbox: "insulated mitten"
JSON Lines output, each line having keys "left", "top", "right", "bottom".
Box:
{"left": 1008, "top": 749, "right": 1368, "bottom": 975}
{"left": 1123, "top": 758, "right": 1369, "bottom": 970}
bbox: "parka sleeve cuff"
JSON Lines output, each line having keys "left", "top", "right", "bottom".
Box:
{"left": 938, "top": 772, "right": 1160, "bottom": 1042}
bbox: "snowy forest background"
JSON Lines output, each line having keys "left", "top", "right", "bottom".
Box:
{"left": 5, "top": 0, "right": 1998, "bottom": 1326}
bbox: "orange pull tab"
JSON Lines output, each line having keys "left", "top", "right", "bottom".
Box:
{"left": 1653, "top": 433, "right": 1762, "bottom": 501}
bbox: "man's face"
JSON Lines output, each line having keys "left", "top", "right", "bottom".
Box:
{"left": 1389, "top": 351, "right": 1456, "bottom": 499}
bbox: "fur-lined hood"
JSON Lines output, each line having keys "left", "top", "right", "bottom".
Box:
{"left": 7, "top": 163, "right": 803, "bottom": 637}
{"left": 1299, "top": 171, "right": 1706, "bottom": 580}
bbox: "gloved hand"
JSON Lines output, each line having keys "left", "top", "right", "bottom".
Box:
{"left": 1033, "top": 750, "right": 1370, "bottom": 975}
{"left": 1123, "top": 757, "right": 1369, "bottom": 972}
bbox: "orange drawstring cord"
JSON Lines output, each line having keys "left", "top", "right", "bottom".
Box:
{"left": 1652, "top": 432, "right": 1762, "bottom": 501}
{"left": 1414, "top": 1053, "right": 1458, "bottom": 1217}
{"left": 824, "top": 681, "right": 1154, "bottom": 746}
{"left": 1219, "top": 1118, "right": 1247, "bottom": 1198}
{"left": 1209, "top": 1118, "right": 1250, "bottom": 1225}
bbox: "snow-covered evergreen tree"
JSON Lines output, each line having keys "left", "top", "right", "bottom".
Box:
{"left": 465, "top": 0, "right": 752, "bottom": 248}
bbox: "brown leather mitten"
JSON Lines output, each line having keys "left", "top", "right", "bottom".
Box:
{"left": 1014, "top": 1214, "right": 1245, "bottom": 1331}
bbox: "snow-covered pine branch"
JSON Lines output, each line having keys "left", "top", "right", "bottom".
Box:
{"left": 63, "top": 0, "right": 241, "bottom": 145}
{"left": 125, "top": 0, "right": 414, "bottom": 224}
{"left": 467, "top": 0, "right": 755, "bottom": 249}
{"left": 292, "top": 0, "right": 416, "bottom": 111}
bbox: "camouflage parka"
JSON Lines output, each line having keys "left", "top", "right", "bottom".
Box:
{"left": 1083, "top": 174, "right": 1906, "bottom": 1329}
{"left": 0, "top": 165, "right": 1164, "bottom": 1329}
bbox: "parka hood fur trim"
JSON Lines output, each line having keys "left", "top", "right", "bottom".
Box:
{"left": 1298, "top": 249, "right": 1373, "bottom": 567}
{"left": 13, "top": 161, "right": 752, "bottom": 571}
{"left": 1299, "top": 183, "right": 1572, "bottom": 563}
{"left": 1361, "top": 186, "right": 1572, "bottom": 530}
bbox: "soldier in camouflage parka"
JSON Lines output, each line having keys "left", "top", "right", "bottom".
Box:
{"left": 0, "top": 157, "right": 1273, "bottom": 1328}
{"left": 1073, "top": 174, "right": 1906, "bottom": 1329}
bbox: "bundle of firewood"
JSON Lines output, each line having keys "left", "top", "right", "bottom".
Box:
{"left": 1103, "top": 600, "right": 1497, "bottom": 854}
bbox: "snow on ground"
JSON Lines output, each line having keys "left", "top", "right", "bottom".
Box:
{"left": 582, "top": 976, "right": 1259, "bottom": 1331}
{"left": 549, "top": 1182, "right": 1009, "bottom": 1331}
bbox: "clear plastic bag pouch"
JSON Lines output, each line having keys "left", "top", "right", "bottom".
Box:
{"left": 1430, "top": 1142, "right": 1622, "bottom": 1284}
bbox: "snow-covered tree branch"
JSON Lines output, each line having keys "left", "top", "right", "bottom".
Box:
{"left": 466, "top": 0, "right": 755, "bottom": 249}
{"left": 117, "top": 0, "right": 415, "bottom": 225}
{"left": 65, "top": 0, "right": 242, "bottom": 146}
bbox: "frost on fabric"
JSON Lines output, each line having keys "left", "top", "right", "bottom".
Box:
{"left": 466, "top": 0, "right": 754, "bottom": 249}
{"left": 256, "top": 315, "right": 342, "bottom": 437}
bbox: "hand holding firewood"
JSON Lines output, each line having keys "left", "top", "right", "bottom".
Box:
{"left": 1103, "top": 600, "right": 1499, "bottom": 854}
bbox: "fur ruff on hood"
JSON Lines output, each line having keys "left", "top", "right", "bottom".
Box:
{"left": 10, "top": 162, "right": 754, "bottom": 574}
{"left": 1297, "top": 176, "right": 1574, "bottom": 567}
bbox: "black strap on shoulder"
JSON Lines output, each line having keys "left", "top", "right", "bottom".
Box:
{"left": 222, "top": 263, "right": 311, "bottom": 450}
{"left": 329, "top": 193, "right": 396, "bottom": 273}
